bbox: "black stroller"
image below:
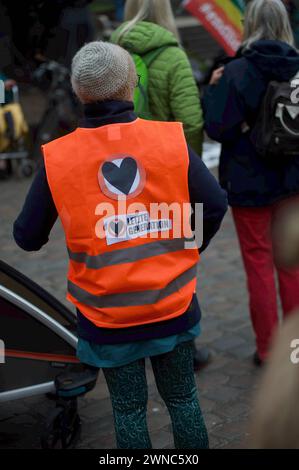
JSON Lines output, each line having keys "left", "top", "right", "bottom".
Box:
{"left": 0, "top": 259, "right": 98, "bottom": 449}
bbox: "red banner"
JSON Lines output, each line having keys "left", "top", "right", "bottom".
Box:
{"left": 184, "top": 0, "right": 243, "bottom": 56}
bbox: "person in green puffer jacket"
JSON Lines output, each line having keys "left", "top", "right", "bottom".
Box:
{"left": 110, "top": 0, "right": 204, "bottom": 155}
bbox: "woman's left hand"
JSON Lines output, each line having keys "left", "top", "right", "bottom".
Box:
{"left": 209, "top": 67, "right": 224, "bottom": 86}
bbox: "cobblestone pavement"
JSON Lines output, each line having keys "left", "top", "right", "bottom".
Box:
{"left": 0, "top": 172, "right": 263, "bottom": 449}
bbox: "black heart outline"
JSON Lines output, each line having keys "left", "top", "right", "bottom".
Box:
{"left": 102, "top": 157, "right": 138, "bottom": 195}
{"left": 98, "top": 154, "right": 146, "bottom": 201}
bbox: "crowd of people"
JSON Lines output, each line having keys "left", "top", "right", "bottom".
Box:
{"left": 1, "top": 0, "right": 299, "bottom": 450}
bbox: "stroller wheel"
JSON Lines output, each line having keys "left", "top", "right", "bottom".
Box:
{"left": 41, "top": 400, "right": 81, "bottom": 449}
{"left": 17, "top": 159, "right": 36, "bottom": 178}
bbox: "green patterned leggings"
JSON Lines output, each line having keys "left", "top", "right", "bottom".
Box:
{"left": 102, "top": 341, "right": 209, "bottom": 449}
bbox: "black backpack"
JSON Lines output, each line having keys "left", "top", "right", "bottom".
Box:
{"left": 250, "top": 74, "right": 299, "bottom": 159}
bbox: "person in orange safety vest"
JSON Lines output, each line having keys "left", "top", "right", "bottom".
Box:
{"left": 14, "top": 41, "right": 227, "bottom": 449}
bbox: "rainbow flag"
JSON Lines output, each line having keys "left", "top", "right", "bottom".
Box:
{"left": 183, "top": 0, "right": 245, "bottom": 56}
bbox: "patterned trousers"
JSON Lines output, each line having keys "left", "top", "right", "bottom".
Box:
{"left": 102, "top": 341, "right": 209, "bottom": 449}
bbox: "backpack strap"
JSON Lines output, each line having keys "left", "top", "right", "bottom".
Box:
{"left": 133, "top": 47, "right": 170, "bottom": 119}
{"left": 142, "top": 46, "right": 170, "bottom": 68}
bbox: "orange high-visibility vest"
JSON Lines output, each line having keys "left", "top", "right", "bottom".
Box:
{"left": 43, "top": 118, "right": 199, "bottom": 329}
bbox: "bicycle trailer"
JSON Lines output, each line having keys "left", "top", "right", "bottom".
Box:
{"left": 0, "top": 259, "right": 98, "bottom": 448}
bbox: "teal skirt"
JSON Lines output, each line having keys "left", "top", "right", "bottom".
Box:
{"left": 77, "top": 322, "right": 200, "bottom": 368}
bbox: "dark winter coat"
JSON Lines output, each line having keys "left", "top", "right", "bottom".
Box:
{"left": 202, "top": 40, "right": 299, "bottom": 207}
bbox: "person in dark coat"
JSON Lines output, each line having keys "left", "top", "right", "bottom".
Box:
{"left": 202, "top": 0, "right": 299, "bottom": 365}
{"left": 34, "top": 0, "right": 94, "bottom": 67}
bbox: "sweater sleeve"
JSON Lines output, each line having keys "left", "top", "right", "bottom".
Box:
{"left": 202, "top": 66, "right": 246, "bottom": 143}
{"left": 168, "top": 48, "right": 204, "bottom": 155}
{"left": 188, "top": 146, "right": 228, "bottom": 252}
{"left": 13, "top": 165, "right": 58, "bottom": 251}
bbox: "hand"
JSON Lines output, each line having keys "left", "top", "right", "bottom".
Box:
{"left": 4, "top": 79, "right": 16, "bottom": 90}
{"left": 209, "top": 67, "right": 224, "bottom": 86}
{"left": 34, "top": 52, "right": 48, "bottom": 63}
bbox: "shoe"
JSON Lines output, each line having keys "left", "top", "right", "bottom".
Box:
{"left": 253, "top": 351, "right": 264, "bottom": 367}
{"left": 193, "top": 347, "right": 211, "bottom": 372}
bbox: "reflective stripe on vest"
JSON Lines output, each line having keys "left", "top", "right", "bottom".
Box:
{"left": 68, "top": 264, "right": 197, "bottom": 308}
{"left": 43, "top": 119, "right": 200, "bottom": 328}
{"left": 68, "top": 237, "right": 189, "bottom": 270}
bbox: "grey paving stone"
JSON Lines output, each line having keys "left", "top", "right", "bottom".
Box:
{"left": 147, "top": 409, "right": 171, "bottom": 433}
{"left": 196, "top": 371, "right": 229, "bottom": 391}
{"left": 229, "top": 374, "right": 259, "bottom": 390}
{"left": 215, "top": 402, "right": 251, "bottom": 419}
{"left": 151, "top": 430, "right": 173, "bottom": 449}
{"left": 212, "top": 335, "right": 247, "bottom": 352}
{"left": 204, "top": 385, "right": 241, "bottom": 403}
{"left": 204, "top": 412, "right": 224, "bottom": 430}
{"left": 212, "top": 419, "right": 248, "bottom": 440}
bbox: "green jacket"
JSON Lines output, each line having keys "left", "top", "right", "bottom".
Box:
{"left": 111, "top": 21, "right": 204, "bottom": 154}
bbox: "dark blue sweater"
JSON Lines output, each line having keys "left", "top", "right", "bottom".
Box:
{"left": 202, "top": 40, "right": 299, "bottom": 207}
{"left": 13, "top": 100, "right": 227, "bottom": 344}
